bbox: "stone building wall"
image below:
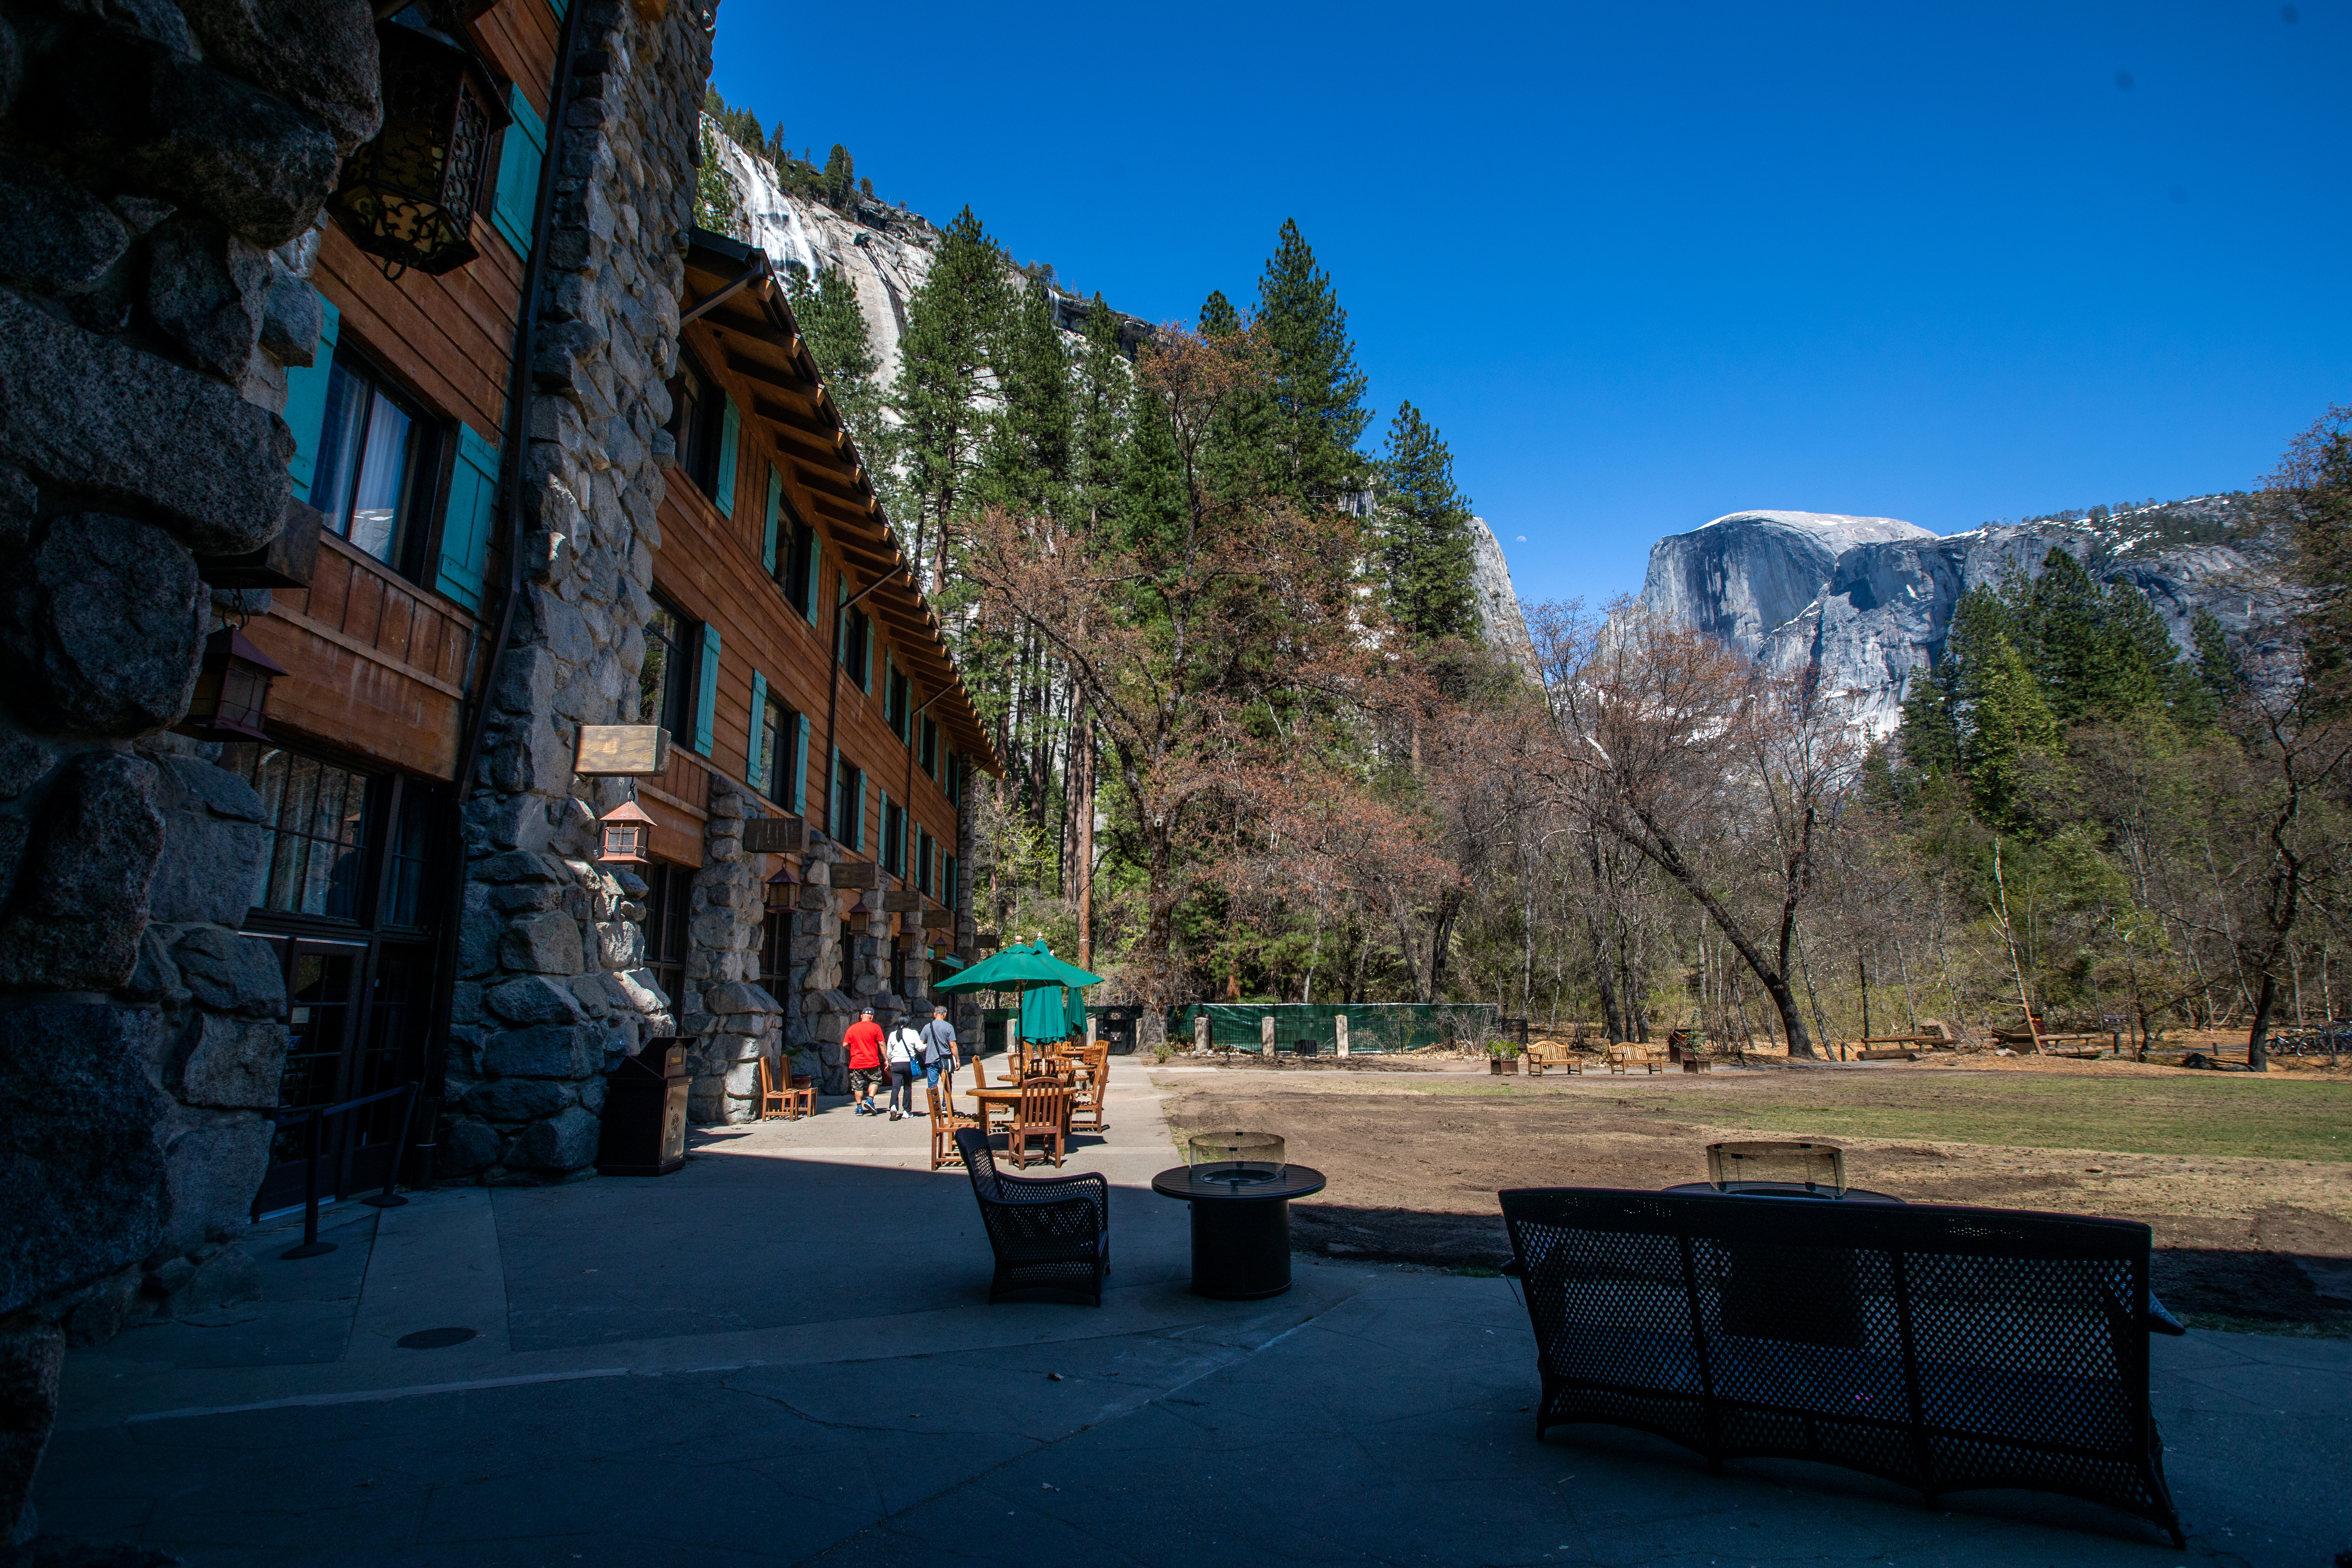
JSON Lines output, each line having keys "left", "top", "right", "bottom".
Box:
{"left": 0, "top": 0, "right": 389, "bottom": 1539}
{"left": 440, "top": 0, "right": 718, "bottom": 1183}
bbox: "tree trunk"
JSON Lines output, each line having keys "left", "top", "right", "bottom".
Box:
{"left": 2248, "top": 968, "right": 2277, "bottom": 1071}
{"left": 1074, "top": 702, "right": 1094, "bottom": 971}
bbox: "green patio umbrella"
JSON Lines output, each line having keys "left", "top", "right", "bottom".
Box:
{"left": 929, "top": 940, "right": 1105, "bottom": 1042}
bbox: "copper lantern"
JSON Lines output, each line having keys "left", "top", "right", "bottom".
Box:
{"left": 328, "top": 15, "right": 510, "bottom": 276}
{"left": 178, "top": 628, "right": 287, "bottom": 741}
{"left": 596, "top": 800, "right": 654, "bottom": 865}
{"left": 763, "top": 863, "right": 800, "bottom": 912}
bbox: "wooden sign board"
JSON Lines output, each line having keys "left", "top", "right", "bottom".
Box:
{"left": 741, "top": 816, "right": 803, "bottom": 854}
{"left": 831, "top": 861, "right": 882, "bottom": 889}
{"left": 882, "top": 891, "right": 925, "bottom": 913}
{"left": 575, "top": 724, "right": 669, "bottom": 776}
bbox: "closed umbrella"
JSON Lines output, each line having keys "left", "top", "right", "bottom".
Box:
{"left": 930, "top": 940, "right": 1105, "bottom": 1043}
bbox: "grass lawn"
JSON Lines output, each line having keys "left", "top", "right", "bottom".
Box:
{"left": 1395, "top": 1072, "right": 2352, "bottom": 1162}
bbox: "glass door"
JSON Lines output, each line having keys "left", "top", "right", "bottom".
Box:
{"left": 254, "top": 937, "right": 368, "bottom": 1215}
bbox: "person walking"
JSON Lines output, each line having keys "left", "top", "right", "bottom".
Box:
{"left": 842, "top": 1007, "right": 886, "bottom": 1115}
{"left": 884, "top": 1015, "right": 923, "bottom": 1121}
{"left": 917, "top": 1004, "right": 961, "bottom": 1115}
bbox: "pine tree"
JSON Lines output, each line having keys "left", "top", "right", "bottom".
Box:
{"left": 1252, "top": 220, "right": 1369, "bottom": 510}
{"left": 2020, "top": 548, "right": 2113, "bottom": 724}
{"left": 1962, "top": 636, "right": 2062, "bottom": 831}
{"left": 823, "top": 144, "right": 855, "bottom": 210}
{"left": 887, "top": 206, "right": 1010, "bottom": 591}
{"left": 786, "top": 262, "right": 882, "bottom": 457}
{"left": 1199, "top": 289, "right": 1241, "bottom": 339}
{"left": 1379, "top": 401, "right": 1477, "bottom": 644}
{"left": 974, "top": 274, "right": 1073, "bottom": 516}
{"left": 2096, "top": 578, "right": 2189, "bottom": 721}
{"left": 1071, "top": 294, "right": 1130, "bottom": 526}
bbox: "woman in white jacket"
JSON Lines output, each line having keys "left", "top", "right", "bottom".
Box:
{"left": 883, "top": 1018, "right": 923, "bottom": 1121}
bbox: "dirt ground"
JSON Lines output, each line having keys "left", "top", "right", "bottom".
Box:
{"left": 1148, "top": 1056, "right": 2352, "bottom": 1334}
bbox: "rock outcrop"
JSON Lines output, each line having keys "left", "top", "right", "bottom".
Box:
{"left": 1634, "top": 499, "right": 2268, "bottom": 736}
{"left": 1466, "top": 515, "right": 1535, "bottom": 671}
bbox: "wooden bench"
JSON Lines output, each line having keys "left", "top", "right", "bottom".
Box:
{"left": 1606, "top": 1044, "right": 1663, "bottom": 1075}
{"left": 1497, "top": 1187, "right": 2187, "bottom": 1546}
{"left": 1525, "top": 1043, "right": 1586, "bottom": 1076}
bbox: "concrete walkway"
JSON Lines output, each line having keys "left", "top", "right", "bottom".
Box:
{"left": 33, "top": 1056, "right": 2350, "bottom": 1567}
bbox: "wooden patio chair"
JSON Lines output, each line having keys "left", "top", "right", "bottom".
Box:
{"left": 929, "top": 1082, "right": 983, "bottom": 1171}
{"left": 1068, "top": 1044, "right": 1109, "bottom": 1133}
{"left": 1007, "top": 1077, "right": 1070, "bottom": 1169}
{"left": 757, "top": 1056, "right": 796, "bottom": 1120}
{"left": 785, "top": 1072, "right": 815, "bottom": 1119}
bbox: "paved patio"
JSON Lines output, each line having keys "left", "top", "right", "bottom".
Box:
{"left": 31, "top": 1056, "right": 2350, "bottom": 1566}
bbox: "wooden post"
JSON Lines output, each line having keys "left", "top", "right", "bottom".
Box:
{"left": 1260, "top": 1014, "right": 1275, "bottom": 1058}
{"left": 1193, "top": 1012, "right": 1209, "bottom": 1056}
{"left": 1335, "top": 1014, "right": 1350, "bottom": 1057}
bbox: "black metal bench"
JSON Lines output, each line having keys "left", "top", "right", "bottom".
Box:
{"left": 954, "top": 1127, "right": 1110, "bottom": 1305}
{"left": 1499, "top": 1188, "right": 2187, "bottom": 1545}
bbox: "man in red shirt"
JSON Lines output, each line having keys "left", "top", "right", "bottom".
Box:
{"left": 842, "top": 1007, "right": 887, "bottom": 1115}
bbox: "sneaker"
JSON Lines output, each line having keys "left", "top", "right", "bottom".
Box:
{"left": 853, "top": 1104, "right": 870, "bottom": 1115}
{"left": 889, "top": 1109, "right": 903, "bottom": 1121}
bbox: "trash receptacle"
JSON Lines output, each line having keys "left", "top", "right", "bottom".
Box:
{"left": 1097, "top": 1006, "right": 1138, "bottom": 1055}
{"left": 596, "top": 1036, "right": 688, "bottom": 1176}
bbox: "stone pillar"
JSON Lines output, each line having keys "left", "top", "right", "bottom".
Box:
{"left": 1194, "top": 1013, "right": 1210, "bottom": 1055}
{"left": 1260, "top": 1014, "right": 1275, "bottom": 1058}
{"left": 790, "top": 831, "right": 852, "bottom": 1095}
{"left": 677, "top": 779, "right": 778, "bottom": 1125}
{"left": 0, "top": 0, "right": 396, "bottom": 1535}
{"left": 448, "top": 0, "right": 715, "bottom": 1179}
{"left": 1336, "top": 1015, "right": 1350, "bottom": 1057}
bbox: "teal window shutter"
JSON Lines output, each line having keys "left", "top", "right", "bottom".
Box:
{"left": 861, "top": 621, "right": 873, "bottom": 693}
{"left": 830, "top": 744, "right": 842, "bottom": 836}
{"left": 793, "top": 714, "right": 810, "bottom": 814}
{"left": 805, "top": 532, "right": 822, "bottom": 620}
{"left": 490, "top": 84, "right": 546, "bottom": 259}
{"left": 282, "top": 294, "right": 340, "bottom": 500}
{"left": 694, "top": 623, "right": 720, "bottom": 755}
{"left": 883, "top": 653, "right": 895, "bottom": 734}
{"left": 747, "top": 671, "right": 768, "bottom": 792}
{"left": 762, "top": 466, "right": 782, "bottom": 575}
{"left": 714, "top": 398, "right": 740, "bottom": 516}
{"left": 879, "top": 790, "right": 891, "bottom": 871}
{"left": 854, "top": 773, "right": 866, "bottom": 851}
{"left": 434, "top": 426, "right": 500, "bottom": 612}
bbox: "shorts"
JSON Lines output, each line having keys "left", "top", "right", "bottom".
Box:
{"left": 848, "top": 1066, "right": 884, "bottom": 1096}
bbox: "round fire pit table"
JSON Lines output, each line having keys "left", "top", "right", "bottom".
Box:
{"left": 1151, "top": 1161, "right": 1327, "bottom": 1300}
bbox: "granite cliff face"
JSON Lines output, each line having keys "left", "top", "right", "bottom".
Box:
{"left": 1635, "top": 499, "right": 2268, "bottom": 735}
{"left": 1468, "top": 515, "right": 1536, "bottom": 670}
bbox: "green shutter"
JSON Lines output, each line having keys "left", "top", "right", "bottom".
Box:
{"left": 860, "top": 616, "right": 873, "bottom": 693}
{"left": 434, "top": 426, "right": 500, "bottom": 612}
{"left": 763, "top": 466, "right": 782, "bottom": 574}
{"left": 883, "top": 653, "right": 895, "bottom": 734}
{"left": 804, "top": 532, "right": 821, "bottom": 620}
{"left": 854, "top": 771, "right": 865, "bottom": 851}
{"left": 283, "top": 294, "right": 340, "bottom": 500}
{"left": 747, "top": 671, "right": 768, "bottom": 793}
{"left": 694, "top": 623, "right": 719, "bottom": 756}
{"left": 714, "top": 397, "right": 740, "bottom": 517}
{"left": 829, "top": 745, "right": 842, "bottom": 838}
{"left": 490, "top": 84, "right": 546, "bottom": 259}
{"left": 879, "top": 790, "right": 891, "bottom": 872}
{"left": 793, "top": 713, "right": 810, "bottom": 814}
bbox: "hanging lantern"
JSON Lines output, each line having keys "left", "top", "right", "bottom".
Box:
{"left": 596, "top": 800, "right": 654, "bottom": 865}
{"left": 763, "top": 862, "right": 800, "bottom": 912}
{"left": 327, "top": 16, "right": 510, "bottom": 276}
{"left": 177, "top": 627, "right": 287, "bottom": 741}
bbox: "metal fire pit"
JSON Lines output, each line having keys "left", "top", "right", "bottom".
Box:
{"left": 1186, "top": 1130, "right": 1285, "bottom": 1170}
{"left": 1706, "top": 1140, "right": 1846, "bottom": 1198}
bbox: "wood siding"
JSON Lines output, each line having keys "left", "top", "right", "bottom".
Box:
{"left": 251, "top": 534, "right": 479, "bottom": 779}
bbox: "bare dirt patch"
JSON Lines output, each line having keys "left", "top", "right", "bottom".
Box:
{"left": 1148, "top": 1062, "right": 2352, "bottom": 1333}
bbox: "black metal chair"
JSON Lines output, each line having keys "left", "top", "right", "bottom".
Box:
{"left": 953, "top": 1127, "right": 1110, "bottom": 1306}
{"left": 1499, "top": 1188, "right": 2186, "bottom": 1546}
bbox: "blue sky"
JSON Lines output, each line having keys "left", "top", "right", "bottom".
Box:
{"left": 709, "top": 1, "right": 2348, "bottom": 608}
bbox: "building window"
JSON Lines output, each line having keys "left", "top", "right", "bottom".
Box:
{"left": 944, "top": 750, "right": 960, "bottom": 808}
{"left": 643, "top": 860, "right": 692, "bottom": 1009}
{"left": 884, "top": 663, "right": 910, "bottom": 741}
{"left": 382, "top": 788, "right": 435, "bottom": 928}
{"left": 666, "top": 356, "right": 725, "bottom": 499}
{"left": 312, "top": 351, "right": 439, "bottom": 577}
{"left": 777, "top": 499, "right": 817, "bottom": 616}
{"left": 219, "top": 743, "right": 372, "bottom": 920}
{"left": 945, "top": 853, "right": 959, "bottom": 913}
{"left": 919, "top": 716, "right": 939, "bottom": 780}
{"left": 880, "top": 797, "right": 904, "bottom": 877}
{"left": 641, "top": 596, "right": 699, "bottom": 741}
{"left": 759, "top": 909, "right": 791, "bottom": 999}
{"left": 833, "top": 754, "right": 863, "bottom": 852}
{"left": 916, "top": 827, "right": 934, "bottom": 897}
{"left": 760, "top": 691, "right": 802, "bottom": 809}
{"left": 844, "top": 612, "right": 871, "bottom": 692}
